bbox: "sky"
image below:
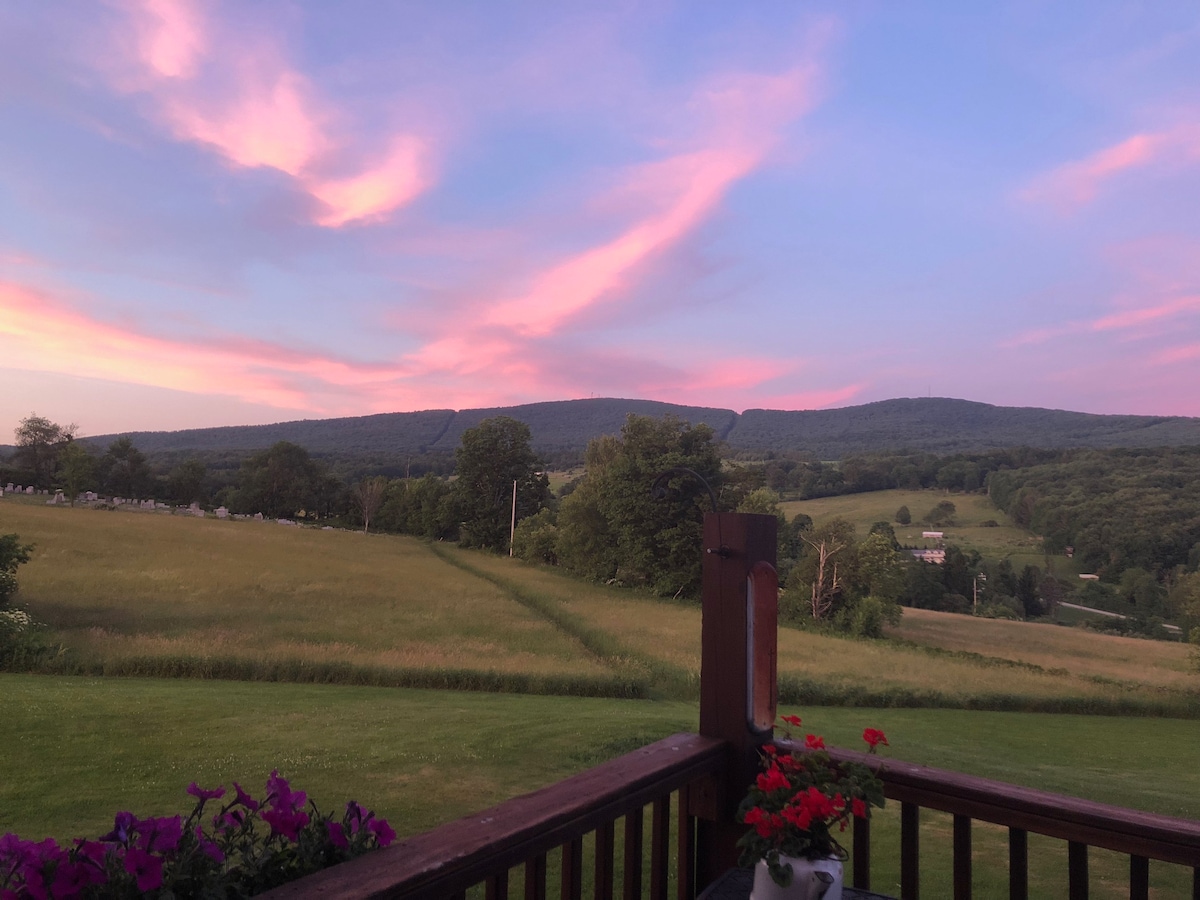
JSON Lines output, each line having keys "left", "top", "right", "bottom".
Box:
{"left": 2, "top": 2, "right": 1199, "bottom": 439}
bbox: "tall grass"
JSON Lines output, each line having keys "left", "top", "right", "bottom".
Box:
{"left": 3, "top": 502, "right": 1197, "bottom": 713}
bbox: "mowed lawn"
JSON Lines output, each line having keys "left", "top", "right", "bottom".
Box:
{"left": 3, "top": 675, "right": 1198, "bottom": 900}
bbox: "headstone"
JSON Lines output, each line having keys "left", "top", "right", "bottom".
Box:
{"left": 192, "top": 507, "right": 205, "bottom": 517}
{"left": 277, "top": 518, "right": 296, "bottom": 526}
{"left": 52, "top": 490, "right": 66, "bottom": 504}
{"left": 4, "top": 483, "right": 13, "bottom": 493}
{"left": 25, "top": 486, "right": 34, "bottom": 494}
{"left": 215, "top": 507, "right": 229, "bottom": 519}
{"left": 253, "top": 512, "right": 264, "bottom": 521}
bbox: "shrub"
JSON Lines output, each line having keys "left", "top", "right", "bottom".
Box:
{"left": 0, "top": 533, "right": 34, "bottom": 607}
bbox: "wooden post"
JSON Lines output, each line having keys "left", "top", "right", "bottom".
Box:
{"left": 695, "top": 512, "right": 778, "bottom": 891}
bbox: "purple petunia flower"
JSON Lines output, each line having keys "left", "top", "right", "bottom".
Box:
{"left": 368, "top": 818, "right": 396, "bottom": 848}
{"left": 123, "top": 847, "right": 164, "bottom": 892}
{"left": 99, "top": 811, "right": 136, "bottom": 844}
{"left": 194, "top": 827, "right": 225, "bottom": 863}
{"left": 136, "top": 815, "right": 182, "bottom": 854}
{"left": 232, "top": 781, "right": 260, "bottom": 812}
{"left": 266, "top": 770, "right": 306, "bottom": 813}
{"left": 187, "top": 782, "right": 227, "bottom": 802}
{"left": 262, "top": 808, "right": 310, "bottom": 842}
{"left": 325, "top": 821, "right": 349, "bottom": 851}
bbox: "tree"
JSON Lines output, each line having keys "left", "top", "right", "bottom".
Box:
{"left": 0, "top": 534, "right": 34, "bottom": 607}
{"left": 167, "top": 459, "right": 207, "bottom": 505}
{"left": 788, "top": 518, "right": 859, "bottom": 621}
{"left": 895, "top": 505, "right": 911, "bottom": 525}
{"left": 454, "top": 417, "right": 549, "bottom": 552}
{"left": 13, "top": 414, "right": 77, "bottom": 488}
{"left": 99, "top": 437, "right": 152, "bottom": 498}
{"left": 857, "top": 532, "right": 908, "bottom": 603}
{"left": 924, "top": 500, "right": 957, "bottom": 527}
{"left": 513, "top": 509, "right": 559, "bottom": 564}
{"left": 556, "top": 415, "right": 723, "bottom": 596}
{"left": 353, "top": 476, "right": 389, "bottom": 533}
{"left": 234, "top": 442, "right": 323, "bottom": 518}
{"left": 57, "top": 442, "right": 95, "bottom": 506}
{"left": 1016, "top": 564, "right": 1043, "bottom": 617}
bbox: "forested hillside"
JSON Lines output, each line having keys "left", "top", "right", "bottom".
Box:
{"left": 988, "top": 447, "right": 1200, "bottom": 579}
{"left": 74, "top": 397, "right": 1200, "bottom": 462}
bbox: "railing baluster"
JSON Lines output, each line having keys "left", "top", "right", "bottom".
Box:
{"left": 650, "top": 795, "right": 670, "bottom": 900}
{"left": 1009, "top": 827, "right": 1027, "bottom": 900}
{"left": 486, "top": 871, "right": 509, "bottom": 900}
{"left": 594, "top": 820, "right": 615, "bottom": 900}
{"left": 1068, "top": 841, "right": 1088, "bottom": 900}
{"left": 853, "top": 813, "right": 871, "bottom": 890}
{"left": 1130, "top": 855, "right": 1149, "bottom": 900}
{"left": 954, "top": 814, "right": 972, "bottom": 900}
{"left": 676, "top": 791, "right": 694, "bottom": 900}
{"left": 901, "top": 802, "right": 920, "bottom": 900}
{"left": 622, "top": 807, "right": 643, "bottom": 900}
{"left": 525, "top": 852, "right": 547, "bottom": 900}
{"left": 562, "top": 837, "right": 583, "bottom": 900}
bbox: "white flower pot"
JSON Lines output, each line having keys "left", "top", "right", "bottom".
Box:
{"left": 750, "top": 855, "right": 843, "bottom": 900}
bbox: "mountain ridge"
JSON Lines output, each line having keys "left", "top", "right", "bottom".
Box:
{"left": 54, "top": 396, "right": 1200, "bottom": 460}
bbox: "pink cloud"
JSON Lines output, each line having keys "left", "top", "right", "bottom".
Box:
{"left": 0, "top": 275, "right": 860, "bottom": 420}
{"left": 309, "top": 136, "right": 431, "bottom": 228}
{"left": 480, "top": 62, "right": 821, "bottom": 339}
{"left": 110, "top": 0, "right": 432, "bottom": 227}
{"left": 1092, "top": 294, "right": 1200, "bottom": 331}
{"left": 129, "top": 0, "right": 206, "bottom": 79}
{"left": 1153, "top": 343, "right": 1200, "bottom": 364}
{"left": 1020, "top": 125, "right": 1200, "bottom": 213}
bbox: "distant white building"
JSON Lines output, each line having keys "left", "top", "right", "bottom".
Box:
{"left": 911, "top": 549, "right": 946, "bottom": 564}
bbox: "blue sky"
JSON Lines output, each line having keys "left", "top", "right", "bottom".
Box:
{"left": 2, "top": 1, "right": 1198, "bottom": 438}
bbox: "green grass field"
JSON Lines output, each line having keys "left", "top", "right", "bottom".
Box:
{"left": 3, "top": 675, "right": 1197, "bottom": 899}
{"left": 780, "top": 489, "right": 1070, "bottom": 573}
{"left": 3, "top": 497, "right": 1199, "bottom": 898}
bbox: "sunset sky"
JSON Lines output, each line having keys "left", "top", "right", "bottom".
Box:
{"left": 2, "top": 2, "right": 1199, "bottom": 439}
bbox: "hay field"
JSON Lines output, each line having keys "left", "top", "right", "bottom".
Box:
{"left": 3, "top": 503, "right": 616, "bottom": 682}
{"left": 437, "top": 550, "right": 1199, "bottom": 715}
{"left": 4, "top": 499, "right": 1195, "bottom": 713}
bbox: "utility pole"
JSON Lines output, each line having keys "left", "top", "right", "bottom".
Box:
{"left": 509, "top": 479, "right": 517, "bottom": 557}
{"left": 973, "top": 572, "right": 986, "bottom": 611}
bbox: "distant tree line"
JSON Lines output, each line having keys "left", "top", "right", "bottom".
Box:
{"left": 745, "top": 447, "right": 1065, "bottom": 500}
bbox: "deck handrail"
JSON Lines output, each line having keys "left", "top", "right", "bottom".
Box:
{"left": 812, "top": 743, "right": 1200, "bottom": 865}
{"left": 795, "top": 741, "right": 1200, "bottom": 899}
{"left": 261, "top": 732, "right": 727, "bottom": 900}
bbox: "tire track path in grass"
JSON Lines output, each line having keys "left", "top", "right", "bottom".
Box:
{"left": 427, "top": 544, "right": 696, "bottom": 700}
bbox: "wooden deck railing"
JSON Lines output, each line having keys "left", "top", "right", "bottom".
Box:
{"left": 262, "top": 732, "right": 726, "bottom": 900}
{"left": 811, "top": 742, "right": 1200, "bottom": 900}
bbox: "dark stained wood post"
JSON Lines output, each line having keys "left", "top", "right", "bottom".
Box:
{"left": 695, "top": 512, "right": 778, "bottom": 891}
